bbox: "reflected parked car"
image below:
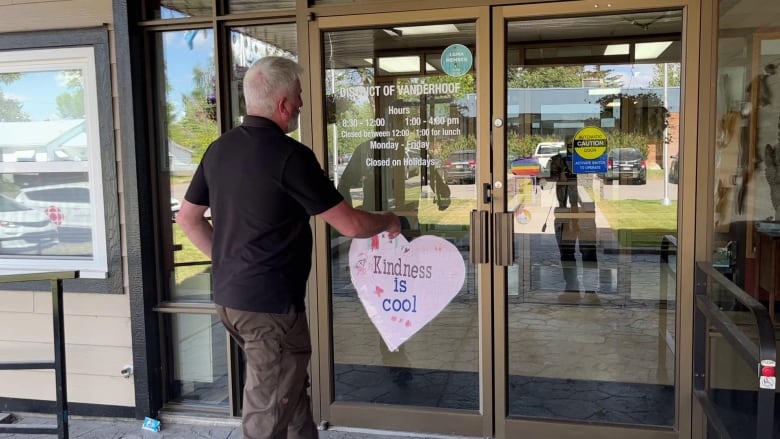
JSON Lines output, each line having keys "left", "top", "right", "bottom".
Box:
{"left": 15, "top": 182, "right": 92, "bottom": 241}
{"left": 443, "top": 149, "right": 476, "bottom": 184}
{"left": 404, "top": 149, "right": 421, "bottom": 179}
{"left": 171, "top": 197, "right": 181, "bottom": 220}
{"left": 533, "top": 141, "right": 566, "bottom": 178}
{"left": 0, "top": 195, "right": 59, "bottom": 253}
{"left": 602, "top": 147, "right": 647, "bottom": 185}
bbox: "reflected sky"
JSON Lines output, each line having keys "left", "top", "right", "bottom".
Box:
{"left": 1, "top": 71, "right": 75, "bottom": 121}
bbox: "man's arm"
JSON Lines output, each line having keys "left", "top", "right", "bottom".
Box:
{"left": 319, "top": 200, "right": 401, "bottom": 239}
{"left": 177, "top": 199, "right": 213, "bottom": 258}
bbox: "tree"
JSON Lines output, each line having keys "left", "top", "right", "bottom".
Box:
{"left": 597, "top": 91, "right": 670, "bottom": 147}
{"left": 0, "top": 73, "right": 21, "bottom": 85}
{"left": 649, "top": 63, "right": 681, "bottom": 87}
{"left": 168, "top": 61, "right": 219, "bottom": 162}
{"left": 0, "top": 92, "right": 29, "bottom": 122}
{"left": 509, "top": 66, "right": 583, "bottom": 88}
{"left": 582, "top": 66, "right": 622, "bottom": 88}
{"left": 508, "top": 65, "right": 621, "bottom": 89}
{"left": 55, "top": 70, "right": 85, "bottom": 119}
{"left": 0, "top": 74, "right": 29, "bottom": 122}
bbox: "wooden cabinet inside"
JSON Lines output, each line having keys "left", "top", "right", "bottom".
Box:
{"left": 754, "top": 230, "right": 780, "bottom": 324}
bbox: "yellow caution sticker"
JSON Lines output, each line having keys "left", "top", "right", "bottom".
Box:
{"left": 572, "top": 127, "right": 608, "bottom": 160}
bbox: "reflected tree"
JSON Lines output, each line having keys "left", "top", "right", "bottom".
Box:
{"left": 0, "top": 73, "right": 29, "bottom": 122}
{"left": 55, "top": 70, "right": 85, "bottom": 119}
{"left": 169, "top": 62, "right": 219, "bottom": 162}
{"left": 508, "top": 66, "right": 620, "bottom": 89}
{"left": 649, "top": 63, "right": 681, "bottom": 87}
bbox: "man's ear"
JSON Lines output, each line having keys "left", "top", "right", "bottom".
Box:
{"left": 276, "top": 96, "right": 288, "bottom": 116}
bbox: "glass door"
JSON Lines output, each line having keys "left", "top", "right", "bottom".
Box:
{"left": 311, "top": 1, "right": 698, "bottom": 438}
{"left": 493, "top": 2, "right": 695, "bottom": 438}
{"left": 310, "top": 7, "right": 493, "bottom": 437}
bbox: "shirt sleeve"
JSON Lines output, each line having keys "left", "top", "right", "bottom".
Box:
{"left": 184, "top": 161, "right": 210, "bottom": 207}
{"left": 282, "top": 145, "right": 344, "bottom": 215}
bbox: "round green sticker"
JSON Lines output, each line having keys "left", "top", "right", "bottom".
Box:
{"left": 441, "top": 44, "right": 473, "bottom": 77}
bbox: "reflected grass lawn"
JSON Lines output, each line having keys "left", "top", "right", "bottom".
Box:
{"left": 596, "top": 198, "right": 677, "bottom": 247}
{"left": 173, "top": 224, "right": 210, "bottom": 283}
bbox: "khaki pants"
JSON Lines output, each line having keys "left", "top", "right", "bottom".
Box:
{"left": 216, "top": 305, "right": 318, "bottom": 439}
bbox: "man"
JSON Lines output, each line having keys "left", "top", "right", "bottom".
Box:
{"left": 177, "top": 56, "right": 401, "bottom": 439}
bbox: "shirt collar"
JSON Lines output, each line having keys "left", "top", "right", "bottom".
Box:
{"left": 241, "top": 115, "right": 283, "bottom": 132}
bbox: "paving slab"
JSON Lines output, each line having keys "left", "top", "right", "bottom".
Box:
{"left": 0, "top": 413, "right": 475, "bottom": 439}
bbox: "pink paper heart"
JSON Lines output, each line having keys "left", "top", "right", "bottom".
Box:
{"left": 349, "top": 233, "right": 466, "bottom": 352}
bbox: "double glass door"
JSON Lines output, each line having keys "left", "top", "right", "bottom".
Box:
{"left": 313, "top": 2, "right": 692, "bottom": 438}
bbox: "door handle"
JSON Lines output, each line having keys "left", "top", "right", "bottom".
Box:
{"left": 469, "top": 210, "right": 490, "bottom": 264}
{"left": 494, "top": 212, "right": 515, "bottom": 266}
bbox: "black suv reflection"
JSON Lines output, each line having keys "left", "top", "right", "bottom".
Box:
{"left": 443, "top": 149, "right": 476, "bottom": 184}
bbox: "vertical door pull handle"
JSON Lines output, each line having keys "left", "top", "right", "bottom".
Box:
{"left": 482, "top": 183, "right": 492, "bottom": 203}
{"left": 470, "top": 210, "right": 490, "bottom": 264}
{"left": 494, "top": 212, "right": 515, "bottom": 266}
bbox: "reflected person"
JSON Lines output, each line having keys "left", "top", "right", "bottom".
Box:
{"left": 549, "top": 145, "right": 598, "bottom": 296}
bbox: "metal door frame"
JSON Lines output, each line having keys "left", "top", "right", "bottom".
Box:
{"left": 307, "top": 0, "right": 701, "bottom": 437}
{"left": 491, "top": 1, "right": 700, "bottom": 438}
{"left": 308, "top": 7, "right": 493, "bottom": 437}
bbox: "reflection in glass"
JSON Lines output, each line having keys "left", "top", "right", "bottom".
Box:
{"left": 715, "top": 2, "right": 780, "bottom": 265}
{"left": 157, "top": 0, "right": 211, "bottom": 19}
{"left": 505, "top": 12, "right": 681, "bottom": 427}
{"left": 228, "top": 24, "right": 298, "bottom": 130}
{"left": 228, "top": 0, "right": 295, "bottom": 13}
{"left": 324, "top": 23, "right": 479, "bottom": 410}
{"left": 713, "top": 3, "right": 780, "bottom": 436}
{"left": 0, "top": 66, "right": 95, "bottom": 257}
{"left": 154, "top": 29, "right": 217, "bottom": 300}
{"left": 167, "top": 313, "right": 229, "bottom": 410}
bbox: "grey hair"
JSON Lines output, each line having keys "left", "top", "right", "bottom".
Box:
{"left": 243, "top": 56, "right": 303, "bottom": 116}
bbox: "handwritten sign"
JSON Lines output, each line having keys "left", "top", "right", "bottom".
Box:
{"left": 349, "top": 233, "right": 466, "bottom": 351}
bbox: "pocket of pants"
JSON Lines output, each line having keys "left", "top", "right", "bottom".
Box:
{"left": 281, "top": 313, "right": 312, "bottom": 354}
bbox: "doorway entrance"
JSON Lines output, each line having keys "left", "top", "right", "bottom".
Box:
{"left": 310, "top": 2, "right": 694, "bottom": 438}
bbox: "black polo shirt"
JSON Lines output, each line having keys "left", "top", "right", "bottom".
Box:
{"left": 185, "top": 116, "right": 343, "bottom": 313}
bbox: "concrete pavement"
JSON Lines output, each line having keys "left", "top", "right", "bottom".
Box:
{"left": 0, "top": 412, "right": 474, "bottom": 439}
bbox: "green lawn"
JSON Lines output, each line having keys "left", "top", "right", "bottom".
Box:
{"left": 596, "top": 198, "right": 677, "bottom": 247}
{"left": 173, "top": 224, "right": 211, "bottom": 283}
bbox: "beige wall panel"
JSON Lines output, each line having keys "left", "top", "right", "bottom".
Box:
{"left": 32, "top": 291, "right": 130, "bottom": 318}
{"left": 64, "top": 314, "right": 132, "bottom": 347}
{"left": 0, "top": 341, "right": 51, "bottom": 362}
{"left": 0, "top": 370, "right": 135, "bottom": 406}
{"left": 0, "top": 291, "right": 34, "bottom": 313}
{"left": 0, "top": 0, "right": 111, "bottom": 33}
{"left": 0, "top": 370, "right": 54, "bottom": 400}
{"left": 0, "top": 342, "right": 131, "bottom": 376}
{"left": 0, "top": 312, "right": 54, "bottom": 343}
{"left": 68, "top": 373, "right": 135, "bottom": 406}
{"left": 1, "top": 296, "right": 131, "bottom": 345}
{"left": 0, "top": 292, "right": 134, "bottom": 405}
{"left": 65, "top": 344, "right": 133, "bottom": 376}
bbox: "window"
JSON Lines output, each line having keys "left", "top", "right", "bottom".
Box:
{"left": 714, "top": 1, "right": 780, "bottom": 291}
{"left": 0, "top": 44, "right": 115, "bottom": 279}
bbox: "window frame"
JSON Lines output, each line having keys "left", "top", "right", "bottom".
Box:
{"left": 0, "top": 28, "right": 121, "bottom": 292}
